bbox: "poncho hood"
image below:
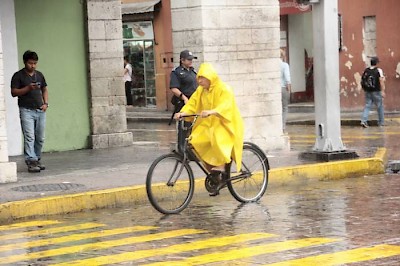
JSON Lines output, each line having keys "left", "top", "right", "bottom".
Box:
{"left": 196, "top": 63, "right": 220, "bottom": 91}
{"left": 181, "top": 62, "right": 244, "bottom": 171}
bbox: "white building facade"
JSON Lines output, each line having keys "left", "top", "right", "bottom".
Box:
{"left": 170, "top": 0, "right": 287, "bottom": 150}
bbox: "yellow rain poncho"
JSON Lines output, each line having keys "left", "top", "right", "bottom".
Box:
{"left": 181, "top": 63, "right": 244, "bottom": 170}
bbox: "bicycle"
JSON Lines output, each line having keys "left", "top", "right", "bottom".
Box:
{"left": 146, "top": 114, "right": 269, "bottom": 214}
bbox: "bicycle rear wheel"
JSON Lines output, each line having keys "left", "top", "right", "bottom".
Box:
{"left": 227, "top": 142, "right": 269, "bottom": 202}
{"left": 146, "top": 153, "right": 195, "bottom": 214}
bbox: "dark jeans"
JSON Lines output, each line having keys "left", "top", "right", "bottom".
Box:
{"left": 125, "top": 81, "right": 133, "bottom": 105}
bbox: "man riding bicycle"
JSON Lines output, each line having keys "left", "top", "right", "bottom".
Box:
{"left": 174, "top": 63, "right": 244, "bottom": 176}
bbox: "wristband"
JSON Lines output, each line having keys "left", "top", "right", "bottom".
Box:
{"left": 179, "top": 93, "right": 183, "bottom": 99}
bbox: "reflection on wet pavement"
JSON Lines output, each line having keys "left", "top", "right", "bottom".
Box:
{"left": 129, "top": 122, "right": 400, "bottom": 170}
{"left": 129, "top": 122, "right": 400, "bottom": 156}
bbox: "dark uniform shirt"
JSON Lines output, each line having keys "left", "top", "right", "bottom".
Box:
{"left": 11, "top": 69, "right": 47, "bottom": 109}
{"left": 169, "top": 66, "right": 197, "bottom": 98}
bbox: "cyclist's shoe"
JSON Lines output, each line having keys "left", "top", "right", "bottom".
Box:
{"left": 208, "top": 170, "right": 227, "bottom": 196}
{"left": 209, "top": 191, "right": 219, "bottom": 196}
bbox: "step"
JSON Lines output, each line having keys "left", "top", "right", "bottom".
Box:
{"left": 288, "top": 103, "right": 315, "bottom": 113}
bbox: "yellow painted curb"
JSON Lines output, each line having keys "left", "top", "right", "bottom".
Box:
{"left": 0, "top": 185, "right": 148, "bottom": 222}
{"left": 0, "top": 148, "right": 387, "bottom": 222}
{"left": 269, "top": 148, "right": 387, "bottom": 186}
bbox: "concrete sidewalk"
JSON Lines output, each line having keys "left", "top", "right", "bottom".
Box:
{"left": 0, "top": 108, "right": 397, "bottom": 222}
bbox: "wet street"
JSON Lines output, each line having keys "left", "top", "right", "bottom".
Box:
{"left": 1, "top": 122, "right": 400, "bottom": 265}
{"left": 129, "top": 120, "right": 400, "bottom": 159}
{"left": 0, "top": 173, "right": 399, "bottom": 265}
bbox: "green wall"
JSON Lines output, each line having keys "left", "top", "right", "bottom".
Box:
{"left": 14, "top": 0, "right": 90, "bottom": 151}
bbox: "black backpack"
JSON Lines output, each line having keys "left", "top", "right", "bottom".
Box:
{"left": 361, "top": 67, "right": 380, "bottom": 91}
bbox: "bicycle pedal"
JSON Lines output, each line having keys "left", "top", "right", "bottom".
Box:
{"left": 208, "top": 190, "right": 220, "bottom": 197}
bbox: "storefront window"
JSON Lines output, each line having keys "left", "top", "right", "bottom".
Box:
{"left": 123, "top": 21, "right": 156, "bottom": 107}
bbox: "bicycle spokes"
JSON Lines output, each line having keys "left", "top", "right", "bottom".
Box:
{"left": 146, "top": 153, "right": 195, "bottom": 214}
{"left": 227, "top": 142, "right": 269, "bottom": 203}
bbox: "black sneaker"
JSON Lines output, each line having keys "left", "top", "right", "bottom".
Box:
{"left": 28, "top": 161, "right": 41, "bottom": 173}
{"left": 208, "top": 171, "right": 227, "bottom": 197}
{"left": 37, "top": 160, "right": 46, "bottom": 170}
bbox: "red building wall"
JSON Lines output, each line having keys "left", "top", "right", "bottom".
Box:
{"left": 339, "top": 0, "right": 400, "bottom": 111}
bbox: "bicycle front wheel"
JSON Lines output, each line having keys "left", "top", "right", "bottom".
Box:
{"left": 146, "top": 153, "right": 195, "bottom": 214}
{"left": 227, "top": 142, "right": 269, "bottom": 203}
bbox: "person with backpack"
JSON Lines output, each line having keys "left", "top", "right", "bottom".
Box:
{"left": 360, "top": 56, "right": 386, "bottom": 128}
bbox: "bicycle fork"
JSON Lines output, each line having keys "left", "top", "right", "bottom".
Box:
{"left": 167, "top": 139, "right": 192, "bottom": 186}
{"left": 166, "top": 160, "right": 186, "bottom": 186}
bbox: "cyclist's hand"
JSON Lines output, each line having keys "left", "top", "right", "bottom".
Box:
{"left": 174, "top": 112, "right": 184, "bottom": 120}
{"left": 201, "top": 110, "right": 213, "bottom": 118}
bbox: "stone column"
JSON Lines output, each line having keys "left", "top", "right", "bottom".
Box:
{"left": 86, "top": 0, "right": 132, "bottom": 148}
{"left": 170, "top": 0, "right": 288, "bottom": 150}
{"left": 0, "top": 23, "right": 17, "bottom": 183}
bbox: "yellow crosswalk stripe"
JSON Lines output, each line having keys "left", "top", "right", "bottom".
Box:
{"left": 53, "top": 233, "right": 276, "bottom": 266}
{"left": 0, "top": 220, "right": 60, "bottom": 231}
{"left": 0, "top": 229, "right": 205, "bottom": 264}
{"left": 0, "top": 225, "right": 154, "bottom": 253}
{"left": 143, "top": 238, "right": 339, "bottom": 266}
{"left": 267, "top": 244, "right": 400, "bottom": 265}
{"left": 0, "top": 222, "right": 105, "bottom": 242}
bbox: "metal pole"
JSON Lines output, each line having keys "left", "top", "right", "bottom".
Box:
{"left": 312, "top": 0, "right": 345, "bottom": 152}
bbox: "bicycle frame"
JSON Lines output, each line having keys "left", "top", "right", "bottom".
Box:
{"left": 171, "top": 115, "right": 251, "bottom": 187}
{"left": 147, "top": 115, "right": 269, "bottom": 214}
{"left": 173, "top": 115, "right": 211, "bottom": 179}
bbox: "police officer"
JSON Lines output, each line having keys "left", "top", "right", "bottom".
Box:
{"left": 169, "top": 50, "right": 198, "bottom": 147}
{"left": 170, "top": 50, "right": 198, "bottom": 107}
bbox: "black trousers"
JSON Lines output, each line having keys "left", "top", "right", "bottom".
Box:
{"left": 125, "top": 81, "right": 133, "bottom": 105}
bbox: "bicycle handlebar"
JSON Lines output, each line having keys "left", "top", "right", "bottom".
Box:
{"left": 177, "top": 114, "right": 199, "bottom": 131}
{"left": 180, "top": 114, "right": 200, "bottom": 118}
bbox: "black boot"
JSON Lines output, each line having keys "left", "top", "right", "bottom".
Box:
{"left": 37, "top": 160, "right": 46, "bottom": 170}
{"left": 27, "top": 161, "right": 41, "bottom": 173}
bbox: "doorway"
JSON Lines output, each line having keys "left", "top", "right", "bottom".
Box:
{"left": 123, "top": 22, "right": 156, "bottom": 107}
